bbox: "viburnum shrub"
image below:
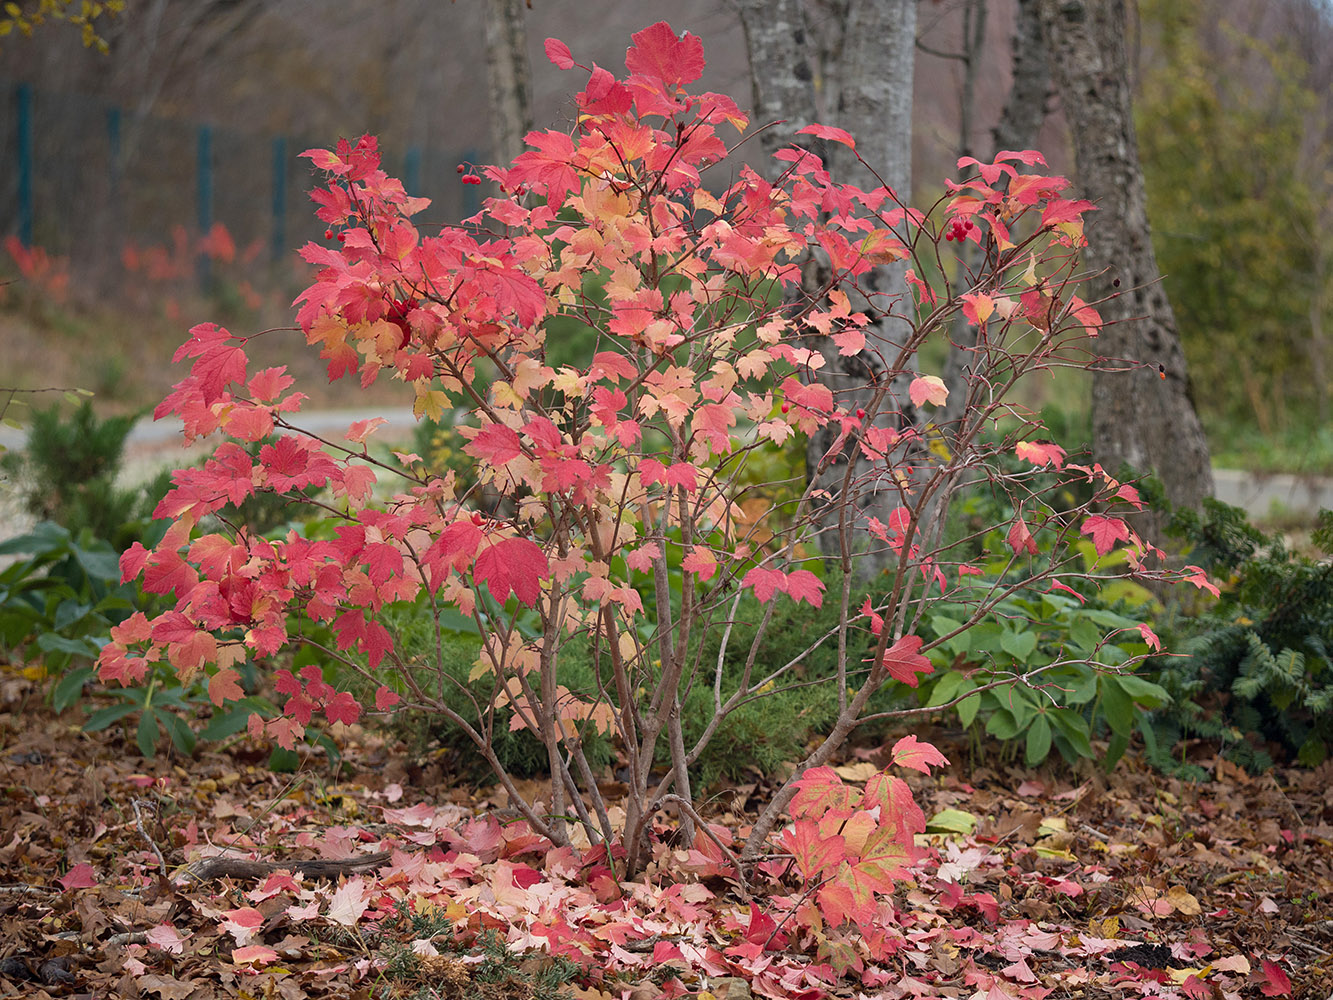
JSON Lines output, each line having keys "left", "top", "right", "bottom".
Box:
{"left": 98, "top": 22, "right": 1215, "bottom": 887}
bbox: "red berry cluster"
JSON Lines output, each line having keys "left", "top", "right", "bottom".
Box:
{"left": 943, "top": 218, "right": 975, "bottom": 242}
{"left": 457, "top": 163, "right": 481, "bottom": 186}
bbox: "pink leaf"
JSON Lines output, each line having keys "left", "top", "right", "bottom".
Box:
{"left": 231, "top": 945, "right": 279, "bottom": 966}
{"left": 891, "top": 734, "right": 949, "bottom": 774}
{"left": 1081, "top": 514, "right": 1131, "bottom": 556}
{"left": 783, "top": 570, "right": 825, "bottom": 608}
{"left": 544, "top": 37, "right": 575, "bottom": 70}
{"left": 1007, "top": 518, "right": 1039, "bottom": 556}
{"left": 880, "top": 634, "right": 934, "bottom": 687}
{"left": 743, "top": 567, "right": 786, "bottom": 603}
{"left": 1015, "top": 440, "right": 1066, "bottom": 469}
{"left": 909, "top": 374, "right": 948, "bottom": 408}
{"left": 797, "top": 123, "right": 857, "bottom": 150}
{"left": 58, "top": 863, "right": 97, "bottom": 890}
{"left": 1137, "top": 623, "right": 1162, "bottom": 652}
{"left": 375, "top": 685, "right": 401, "bottom": 711}
{"left": 624, "top": 21, "right": 705, "bottom": 87}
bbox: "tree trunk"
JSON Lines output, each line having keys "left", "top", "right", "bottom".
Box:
{"left": 1038, "top": 0, "right": 1213, "bottom": 520}
{"left": 483, "top": 0, "right": 532, "bottom": 166}
{"left": 735, "top": 0, "right": 917, "bottom": 581}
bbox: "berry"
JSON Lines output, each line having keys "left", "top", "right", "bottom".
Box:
{"left": 324, "top": 228, "right": 334, "bottom": 240}
{"left": 456, "top": 163, "right": 465, "bottom": 173}
{"left": 337, "top": 232, "right": 347, "bottom": 242}
{"left": 462, "top": 175, "right": 482, "bottom": 186}
{"left": 856, "top": 408, "right": 866, "bottom": 419}
{"left": 780, "top": 402, "right": 790, "bottom": 414}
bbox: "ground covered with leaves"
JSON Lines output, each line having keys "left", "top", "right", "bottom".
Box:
{"left": 1, "top": 683, "right": 1328, "bottom": 1000}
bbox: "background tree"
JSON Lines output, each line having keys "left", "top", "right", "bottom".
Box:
{"left": 733, "top": 0, "right": 918, "bottom": 579}
{"left": 1136, "top": 0, "right": 1332, "bottom": 431}
{"left": 483, "top": 0, "right": 534, "bottom": 168}
{"left": 1038, "top": 0, "right": 1214, "bottom": 520}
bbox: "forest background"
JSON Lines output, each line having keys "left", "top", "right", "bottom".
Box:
{"left": 2, "top": 0, "right": 1331, "bottom": 472}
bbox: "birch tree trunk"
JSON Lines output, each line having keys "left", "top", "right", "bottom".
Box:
{"left": 1038, "top": 0, "right": 1214, "bottom": 519}
{"left": 735, "top": 0, "right": 917, "bottom": 581}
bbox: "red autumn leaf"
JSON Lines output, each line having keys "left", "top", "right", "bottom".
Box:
{"left": 784, "top": 569, "right": 825, "bottom": 608}
{"left": 788, "top": 765, "right": 858, "bottom": 820}
{"left": 880, "top": 634, "right": 933, "bottom": 687}
{"left": 58, "top": 863, "right": 97, "bottom": 890}
{"left": 891, "top": 734, "right": 949, "bottom": 774}
{"left": 779, "top": 820, "right": 845, "bottom": 882}
{"left": 1015, "top": 440, "right": 1066, "bottom": 469}
{"left": 474, "top": 537, "right": 550, "bottom": 607}
{"left": 1081, "top": 514, "right": 1131, "bottom": 556}
{"left": 624, "top": 20, "right": 705, "bottom": 87}
{"left": 375, "top": 685, "right": 401, "bottom": 711}
{"left": 817, "top": 862, "right": 878, "bottom": 928}
{"left": 1258, "top": 960, "right": 1292, "bottom": 997}
{"left": 325, "top": 690, "right": 361, "bottom": 726}
{"left": 743, "top": 567, "right": 786, "bottom": 603}
{"left": 1008, "top": 518, "right": 1039, "bottom": 556}
{"left": 544, "top": 37, "right": 575, "bottom": 70}
{"left": 797, "top": 123, "right": 857, "bottom": 149}
{"left": 466, "top": 423, "right": 523, "bottom": 465}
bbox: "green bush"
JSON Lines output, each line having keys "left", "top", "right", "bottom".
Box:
{"left": 1145, "top": 501, "right": 1333, "bottom": 773}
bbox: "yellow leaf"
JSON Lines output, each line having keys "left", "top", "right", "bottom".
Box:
{"left": 1166, "top": 885, "right": 1201, "bottom": 916}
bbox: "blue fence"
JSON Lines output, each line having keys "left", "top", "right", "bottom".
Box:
{"left": 2, "top": 78, "right": 481, "bottom": 288}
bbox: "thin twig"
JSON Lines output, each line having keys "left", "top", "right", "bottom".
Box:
{"left": 132, "top": 799, "right": 168, "bottom": 875}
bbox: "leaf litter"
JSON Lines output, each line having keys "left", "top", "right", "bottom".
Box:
{"left": 1, "top": 688, "right": 1328, "bottom": 1000}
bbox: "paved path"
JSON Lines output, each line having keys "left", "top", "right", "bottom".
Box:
{"left": 4, "top": 410, "right": 1332, "bottom": 523}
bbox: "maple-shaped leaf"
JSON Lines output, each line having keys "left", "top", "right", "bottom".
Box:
{"left": 465, "top": 423, "right": 523, "bottom": 465}
{"left": 232, "top": 945, "right": 279, "bottom": 966}
{"left": 788, "top": 765, "right": 858, "bottom": 820}
{"left": 544, "top": 37, "right": 575, "bottom": 70}
{"left": 1015, "top": 440, "right": 1066, "bottom": 469}
{"left": 880, "top": 634, "right": 933, "bottom": 686}
{"left": 862, "top": 773, "right": 926, "bottom": 844}
{"left": 891, "top": 734, "right": 949, "bottom": 774}
{"left": 145, "top": 923, "right": 187, "bottom": 954}
{"left": 1182, "top": 564, "right": 1221, "bottom": 598}
{"left": 624, "top": 21, "right": 705, "bottom": 87}
{"left": 58, "top": 862, "right": 97, "bottom": 890}
{"left": 1007, "top": 518, "right": 1039, "bottom": 556}
{"left": 325, "top": 691, "right": 361, "bottom": 726}
{"left": 909, "top": 374, "right": 948, "bottom": 408}
{"left": 681, "top": 548, "right": 717, "bottom": 581}
{"left": 797, "top": 123, "right": 856, "bottom": 150}
{"left": 743, "top": 566, "right": 786, "bottom": 603}
{"left": 374, "top": 685, "right": 401, "bottom": 711}
{"left": 784, "top": 569, "right": 825, "bottom": 608}
{"left": 325, "top": 877, "right": 372, "bottom": 926}
{"left": 1258, "top": 960, "right": 1293, "bottom": 997}
{"left": 208, "top": 668, "right": 244, "bottom": 706}
{"left": 780, "top": 820, "right": 845, "bottom": 882}
{"left": 817, "top": 861, "right": 878, "bottom": 928}
{"left": 474, "top": 537, "right": 550, "bottom": 606}
{"left": 1081, "top": 514, "right": 1131, "bottom": 556}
